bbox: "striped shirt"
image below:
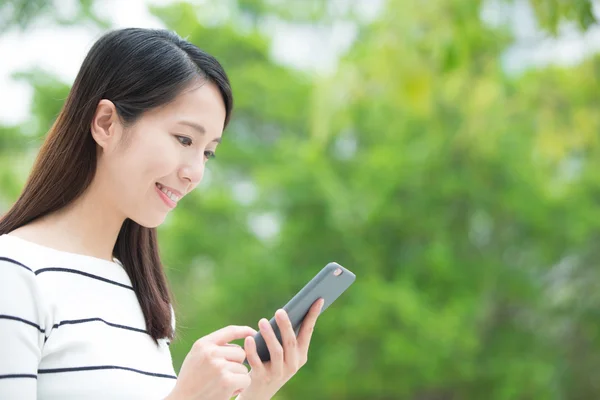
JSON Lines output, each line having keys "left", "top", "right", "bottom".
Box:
{"left": 0, "top": 234, "right": 177, "bottom": 399}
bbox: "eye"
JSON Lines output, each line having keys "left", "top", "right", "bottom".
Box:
{"left": 204, "top": 150, "right": 216, "bottom": 160}
{"left": 175, "top": 135, "right": 193, "bottom": 147}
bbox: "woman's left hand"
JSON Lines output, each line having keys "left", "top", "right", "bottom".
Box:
{"left": 236, "top": 298, "right": 325, "bottom": 400}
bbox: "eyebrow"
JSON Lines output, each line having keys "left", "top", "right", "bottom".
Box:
{"left": 177, "top": 120, "right": 221, "bottom": 143}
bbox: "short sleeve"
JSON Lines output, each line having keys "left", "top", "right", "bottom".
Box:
{"left": 0, "top": 258, "right": 46, "bottom": 399}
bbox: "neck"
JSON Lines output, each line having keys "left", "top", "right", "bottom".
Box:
{"left": 13, "top": 180, "right": 125, "bottom": 262}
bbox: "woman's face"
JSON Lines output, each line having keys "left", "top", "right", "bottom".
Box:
{"left": 92, "top": 81, "right": 226, "bottom": 228}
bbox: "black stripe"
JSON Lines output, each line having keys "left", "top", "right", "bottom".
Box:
{"left": 0, "top": 374, "right": 37, "bottom": 380}
{"left": 0, "top": 257, "right": 33, "bottom": 273}
{"left": 38, "top": 365, "right": 176, "bottom": 379}
{"left": 52, "top": 318, "right": 147, "bottom": 335}
{"left": 35, "top": 268, "right": 133, "bottom": 290}
{"left": 1, "top": 259, "right": 133, "bottom": 291}
{"left": 0, "top": 315, "right": 45, "bottom": 334}
{"left": 0, "top": 316, "right": 149, "bottom": 340}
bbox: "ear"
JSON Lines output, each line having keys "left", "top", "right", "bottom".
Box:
{"left": 90, "top": 99, "right": 121, "bottom": 150}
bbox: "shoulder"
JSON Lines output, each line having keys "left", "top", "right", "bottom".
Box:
{"left": 0, "top": 234, "right": 52, "bottom": 274}
{"left": 0, "top": 235, "right": 48, "bottom": 329}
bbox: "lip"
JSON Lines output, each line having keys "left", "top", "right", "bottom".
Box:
{"left": 155, "top": 183, "right": 181, "bottom": 209}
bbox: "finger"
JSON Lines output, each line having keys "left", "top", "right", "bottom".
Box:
{"left": 244, "top": 335, "right": 264, "bottom": 371}
{"left": 202, "top": 325, "right": 258, "bottom": 346}
{"left": 275, "top": 309, "right": 298, "bottom": 367}
{"left": 222, "top": 360, "right": 251, "bottom": 375}
{"left": 231, "top": 372, "right": 251, "bottom": 398}
{"left": 259, "top": 318, "right": 284, "bottom": 365}
{"left": 223, "top": 369, "right": 251, "bottom": 395}
{"left": 213, "top": 344, "right": 247, "bottom": 364}
{"left": 297, "top": 298, "right": 325, "bottom": 352}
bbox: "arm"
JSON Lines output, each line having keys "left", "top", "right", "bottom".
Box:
{"left": 0, "top": 258, "right": 46, "bottom": 398}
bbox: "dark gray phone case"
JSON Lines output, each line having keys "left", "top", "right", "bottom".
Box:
{"left": 247, "top": 262, "right": 356, "bottom": 364}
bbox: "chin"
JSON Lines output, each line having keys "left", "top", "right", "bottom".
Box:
{"left": 130, "top": 213, "right": 168, "bottom": 229}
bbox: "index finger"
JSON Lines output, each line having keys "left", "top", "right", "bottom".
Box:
{"left": 202, "top": 325, "right": 258, "bottom": 345}
{"left": 297, "top": 299, "right": 325, "bottom": 352}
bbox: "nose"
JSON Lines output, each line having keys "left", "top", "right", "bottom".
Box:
{"left": 179, "top": 159, "right": 205, "bottom": 189}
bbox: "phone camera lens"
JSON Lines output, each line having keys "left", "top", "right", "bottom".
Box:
{"left": 333, "top": 267, "right": 343, "bottom": 276}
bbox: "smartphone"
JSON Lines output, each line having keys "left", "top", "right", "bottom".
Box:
{"left": 246, "top": 262, "right": 356, "bottom": 364}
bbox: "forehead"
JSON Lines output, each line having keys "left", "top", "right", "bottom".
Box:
{"left": 145, "top": 81, "right": 227, "bottom": 136}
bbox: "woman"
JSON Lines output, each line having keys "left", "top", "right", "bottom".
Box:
{"left": 0, "top": 28, "right": 323, "bottom": 400}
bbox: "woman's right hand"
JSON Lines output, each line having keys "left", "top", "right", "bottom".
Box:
{"left": 165, "top": 325, "right": 258, "bottom": 400}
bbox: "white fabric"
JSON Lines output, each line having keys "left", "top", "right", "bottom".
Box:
{"left": 0, "top": 234, "right": 177, "bottom": 400}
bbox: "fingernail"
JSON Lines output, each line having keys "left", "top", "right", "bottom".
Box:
{"left": 259, "top": 319, "right": 269, "bottom": 329}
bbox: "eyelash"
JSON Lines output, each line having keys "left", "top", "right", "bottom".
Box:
{"left": 175, "top": 135, "right": 216, "bottom": 160}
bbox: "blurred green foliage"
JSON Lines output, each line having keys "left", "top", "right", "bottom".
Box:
{"left": 0, "top": 0, "right": 109, "bottom": 32}
{"left": 2, "top": 0, "right": 600, "bottom": 398}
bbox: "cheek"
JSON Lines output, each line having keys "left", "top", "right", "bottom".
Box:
{"left": 113, "top": 140, "right": 179, "bottom": 195}
{"left": 139, "top": 152, "right": 177, "bottom": 180}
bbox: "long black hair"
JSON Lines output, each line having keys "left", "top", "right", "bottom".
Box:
{"left": 0, "top": 28, "right": 233, "bottom": 342}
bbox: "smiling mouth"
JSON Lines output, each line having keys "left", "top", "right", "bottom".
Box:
{"left": 156, "top": 183, "right": 181, "bottom": 202}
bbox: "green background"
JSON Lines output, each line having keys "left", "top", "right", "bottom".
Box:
{"left": 2, "top": 0, "right": 600, "bottom": 398}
